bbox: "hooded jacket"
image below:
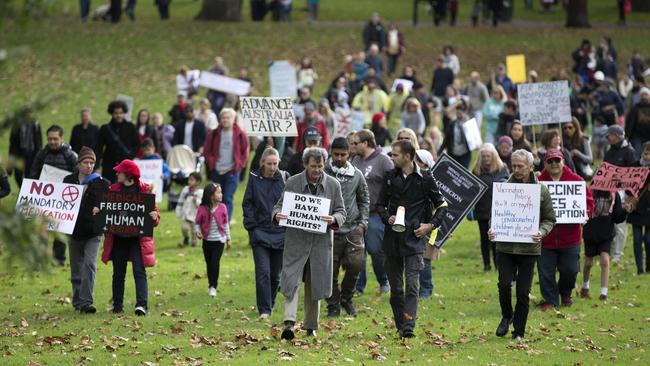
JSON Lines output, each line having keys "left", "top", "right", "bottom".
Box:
{"left": 539, "top": 165, "right": 595, "bottom": 249}
{"left": 324, "top": 160, "right": 370, "bottom": 233}
{"left": 242, "top": 168, "right": 289, "bottom": 250}
{"left": 29, "top": 143, "right": 78, "bottom": 179}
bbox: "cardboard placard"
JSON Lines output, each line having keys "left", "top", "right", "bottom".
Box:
{"left": 95, "top": 191, "right": 155, "bottom": 237}
{"left": 240, "top": 97, "right": 298, "bottom": 137}
{"left": 517, "top": 81, "right": 571, "bottom": 125}
{"left": 541, "top": 181, "right": 587, "bottom": 224}
{"left": 430, "top": 154, "right": 488, "bottom": 248}
{"left": 134, "top": 159, "right": 164, "bottom": 203}
{"left": 39, "top": 164, "right": 72, "bottom": 183}
{"left": 461, "top": 118, "right": 482, "bottom": 151}
{"left": 592, "top": 162, "right": 650, "bottom": 197}
{"left": 269, "top": 61, "right": 297, "bottom": 98}
{"left": 16, "top": 179, "right": 84, "bottom": 234}
{"left": 391, "top": 78, "right": 414, "bottom": 93}
{"left": 491, "top": 182, "right": 541, "bottom": 243}
{"left": 506, "top": 54, "right": 527, "bottom": 84}
{"left": 199, "top": 71, "right": 251, "bottom": 96}
{"left": 116, "top": 94, "right": 134, "bottom": 122}
{"left": 279, "top": 192, "right": 331, "bottom": 233}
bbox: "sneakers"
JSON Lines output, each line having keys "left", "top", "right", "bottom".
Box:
{"left": 512, "top": 333, "right": 524, "bottom": 340}
{"left": 341, "top": 301, "right": 357, "bottom": 317}
{"left": 580, "top": 288, "right": 590, "bottom": 299}
{"left": 495, "top": 317, "right": 512, "bottom": 337}
{"left": 327, "top": 307, "right": 340, "bottom": 318}
{"left": 599, "top": 294, "right": 608, "bottom": 301}
{"left": 135, "top": 306, "right": 147, "bottom": 316}
{"left": 305, "top": 329, "right": 317, "bottom": 337}
{"left": 561, "top": 296, "right": 573, "bottom": 307}
{"left": 79, "top": 305, "right": 97, "bottom": 314}
{"left": 281, "top": 321, "right": 295, "bottom": 341}
{"left": 259, "top": 313, "right": 270, "bottom": 320}
{"left": 379, "top": 283, "right": 391, "bottom": 294}
{"left": 208, "top": 287, "right": 217, "bottom": 297}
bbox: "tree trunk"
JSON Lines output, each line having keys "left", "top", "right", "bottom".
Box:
{"left": 195, "top": 0, "right": 242, "bottom": 21}
{"left": 632, "top": 0, "right": 650, "bottom": 12}
{"left": 565, "top": 0, "right": 589, "bottom": 28}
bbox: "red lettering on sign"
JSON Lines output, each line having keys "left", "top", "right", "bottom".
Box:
{"left": 30, "top": 181, "right": 54, "bottom": 196}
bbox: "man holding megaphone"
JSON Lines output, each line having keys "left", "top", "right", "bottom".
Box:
{"left": 377, "top": 139, "right": 448, "bottom": 339}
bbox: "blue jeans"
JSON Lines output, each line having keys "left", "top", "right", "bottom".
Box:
{"left": 111, "top": 236, "right": 148, "bottom": 310}
{"left": 356, "top": 214, "right": 389, "bottom": 292}
{"left": 537, "top": 246, "right": 580, "bottom": 307}
{"left": 209, "top": 170, "right": 240, "bottom": 221}
{"left": 80, "top": 0, "right": 91, "bottom": 19}
{"left": 632, "top": 225, "right": 650, "bottom": 273}
{"left": 252, "top": 244, "right": 283, "bottom": 315}
{"left": 419, "top": 258, "right": 433, "bottom": 297}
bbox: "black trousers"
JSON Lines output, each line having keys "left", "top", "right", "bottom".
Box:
{"left": 497, "top": 252, "right": 537, "bottom": 336}
{"left": 203, "top": 240, "right": 225, "bottom": 289}
{"left": 478, "top": 220, "right": 496, "bottom": 269}
{"left": 385, "top": 253, "right": 424, "bottom": 334}
{"left": 111, "top": 236, "right": 148, "bottom": 310}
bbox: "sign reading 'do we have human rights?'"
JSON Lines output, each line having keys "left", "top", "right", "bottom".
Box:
{"left": 240, "top": 97, "right": 298, "bottom": 137}
{"left": 279, "top": 192, "right": 331, "bottom": 234}
{"left": 16, "top": 179, "right": 84, "bottom": 235}
{"left": 491, "top": 183, "right": 541, "bottom": 243}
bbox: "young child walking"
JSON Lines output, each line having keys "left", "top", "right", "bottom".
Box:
{"left": 195, "top": 183, "right": 231, "bottom": 297}
{"left": 176, "top": 172, "right": 203, "bottom": 247}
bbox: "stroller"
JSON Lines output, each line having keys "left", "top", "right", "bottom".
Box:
{"left": 166, "top": 145, "right": 204, "bottom": 211}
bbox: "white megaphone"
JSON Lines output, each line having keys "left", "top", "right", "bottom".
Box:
{"left": 392, "top": 206, "right": 406, "bottom": 233}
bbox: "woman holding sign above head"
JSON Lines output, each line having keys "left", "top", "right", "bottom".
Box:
{"left": 488, "top": 149, "right": 556, "bottom": 340}
{"left": 472, "top": 143, "right": 509, "bottom": 272}
{"left": 537, "top": 150, "right": 594, "bottom": 310}
{"left": 96, "top": 159, "right": 160, "bottom": 316}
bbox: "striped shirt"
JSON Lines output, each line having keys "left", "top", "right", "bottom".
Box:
{"left": 204, "top": 207, "right": 230, "bottom": 242}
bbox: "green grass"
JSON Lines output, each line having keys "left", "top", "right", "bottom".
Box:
{"left": 2, "top": 10, "right": 650, "bottom": 366}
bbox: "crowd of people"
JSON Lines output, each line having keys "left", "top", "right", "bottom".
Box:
{"left": 4, "top": 22, "right": 650, "bottom": 341}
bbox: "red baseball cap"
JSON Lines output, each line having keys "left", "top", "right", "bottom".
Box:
{"left": 113, "top": 159, "right": 141, "bottom": 179}
{"left": 544, "top": 150, "right": 563, "bottom": 162}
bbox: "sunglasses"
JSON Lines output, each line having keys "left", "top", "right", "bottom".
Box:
{"left": 546, "top": 158, "right": 562, "bottom": 165}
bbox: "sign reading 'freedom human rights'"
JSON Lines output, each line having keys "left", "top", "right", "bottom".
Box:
{"left": 95, "top": 191, "right": 155, "bottom": 237}
{"left": 430, "top": 154, "right": 488, "bottom": 248}
{"left": 240, "top": 97, "right": 298, "bottom": 137}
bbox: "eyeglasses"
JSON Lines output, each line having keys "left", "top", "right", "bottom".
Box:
{"left": 546, "top": 158, "right": 562, "bottom": 165}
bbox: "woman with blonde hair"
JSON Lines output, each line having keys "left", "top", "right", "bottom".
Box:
{"left": 395, "top": 127, "right": 420, "bottom": 149}
{"left": 198, "top": 98, "right": 218, "bottom": 130}
{"left": 472, "top": 143, "right": 509, "bottom": 271}
{"left": 400, "top": 97, "right": 426, "bottom": 135}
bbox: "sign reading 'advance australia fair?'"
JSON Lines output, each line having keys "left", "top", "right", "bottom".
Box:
{"left": 491, "top": 183, "right": 541, "bottom": 243}
{"left": 279, "top": 192, "right": 331, "bottom": 234}
{"left": 95, "top": 191, "right": 155, "bottom": 237}
{"left": 240, "top": 97, "right": 298, "bottom": 137}
{"left": 541, "top": 181, "right": 587, "bottom": 224}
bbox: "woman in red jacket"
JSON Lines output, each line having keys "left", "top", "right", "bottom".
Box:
{"left": 537, "top": 150, "right": 594, "bottom": 309}
{"left": 96, "top": 159, "right": 160, "bottom": 316}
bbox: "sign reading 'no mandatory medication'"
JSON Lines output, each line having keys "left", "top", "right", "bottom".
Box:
{"left": 95, "top": 191, "right": 155, "bottom": 237}
{"left": 491, "top": 183, "right": 541, "bottom": 243}
{"left": 279, "top": 192, "right": 331, "bottom": 234}
{"left": 541, "top": 181, "right": 587, "bottom": 224}
{"left": 430, "top": 154, "right": 488, "bottom": 248}
{"left": 16, "top": 179, "right": 84, "bottom": 234}
{"left": 240, "top": 97, "right": 298, "bottom": 137}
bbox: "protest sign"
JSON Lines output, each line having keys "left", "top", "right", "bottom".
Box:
{"left": 16, "top": 179, "right": 84, "bottom": 234}
{"left": 491, "top": 183, "right": 541, "bottom": 243}
{"left": 350, "top": 110, "right": 366, "bottom": 132}
{"left": 176, "top": 70, "right": 200, "bottom": 94}
{"left": 95, "top": 191, "right": 155, "bottom": 237}
{"left": 391, "top": 78, "right": 414, "bottom": 93}
{"left": 592, "top": 162, "right": 650, "bottom": 197}
{"left": 269, "top": 61, "right": 297, "bottom": 98}
{"left": 199, "top": 71, "right": 251, "bottom": 96}
{"left": 461, "top": 118, "right": 482, "bottom": 151}
{"left": 240, "top": 97, "right": 298, "bottom": 137}
{"left": 116, "top": 94, "right": 134, "bottom": 122}
{"left": 334, "top": 106, "right": 351, "bottom": 138}
{"left": 517, "top": 81, "right": 571, "bottom": 126}
{"left": 279, "top": 192, "right": 331, "bottom": 234}
{"left": 541, "top": 181, "right": 587, "bottom": 224}
{"left": 430, "top": 154, "right": 488, "bottom": 248}
{"left": 506, "top": 54, "right": 527, "bottom": 84}
{"left": 39, "top": 164, "right": 71, "bottom": 183}
{"left": 134, "top": 159, "right": 164, "bottom": 203}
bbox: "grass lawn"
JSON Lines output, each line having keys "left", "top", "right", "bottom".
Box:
{"left": 2, "top": 9, "right": 650, "bottom": 366}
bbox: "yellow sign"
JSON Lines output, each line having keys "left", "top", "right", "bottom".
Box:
{"left": 506, "top": 54, "right": 527, "bottom": 84}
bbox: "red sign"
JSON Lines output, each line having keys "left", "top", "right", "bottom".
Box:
{"left": 592, "top": 162, "right": 649, "bottom": 197}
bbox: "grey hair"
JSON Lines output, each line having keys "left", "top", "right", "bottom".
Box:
{"left": 261, "top": 147, "right": 279, "bottom": 162}
{"left": 302, "top": 147, "right": 328, "bottom": 165}
{"left": 511, "top": 149, "right": 534, "bottom": 166}
{"left": 220, "top": 107, "right": 237, "bottom": 119}
{"left": 80, "top": 107, "right": 91, "bottom": 115}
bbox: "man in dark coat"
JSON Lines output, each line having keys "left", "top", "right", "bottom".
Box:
{"left": 173, "top": 104, "right": 207, "bottom": 154}
{"left": 9, "top": 117, "right": 42, "bottom": 186}
{"left": 96, "top": 100, "right": 139, "bottom": 183}
{"left": 362, "top": 12, "right": 386, "bottom": 51}
{"left": 430, "top": 55, "right": 454, "bottom": 98}
{"left": 377, "top": 139, "right": 448, "bottom": 338}
{"left": 70, "top": 108, "right": 100, "bottom": 154}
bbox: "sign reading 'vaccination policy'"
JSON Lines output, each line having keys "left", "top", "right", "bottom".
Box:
{"left": 491, "top": 183, "right": 540, "bottom": 243}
